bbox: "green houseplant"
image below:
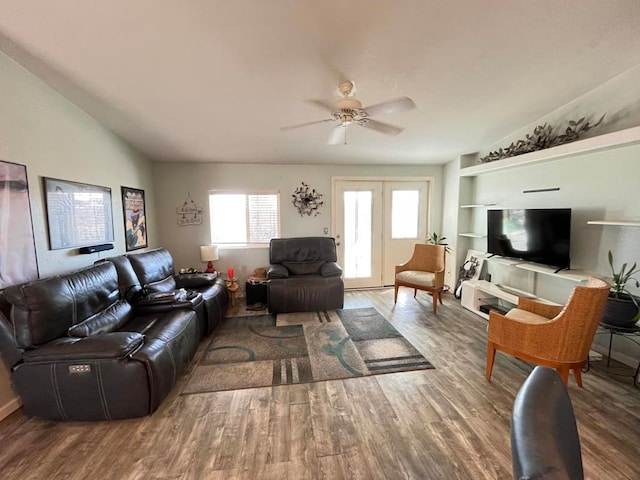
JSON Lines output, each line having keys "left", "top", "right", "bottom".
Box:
{"left": 427, "top": 232, "right": 451, "bottom": 254}
{"left": 600, "top": 250, "right": 640, "bottom": 328}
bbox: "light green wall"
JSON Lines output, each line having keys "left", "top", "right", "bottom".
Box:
{"left": 152, "top": 162, "right": 443, "bottom": 283}
{"left": 0, "top": 51, "right": 157, "bottom": 417}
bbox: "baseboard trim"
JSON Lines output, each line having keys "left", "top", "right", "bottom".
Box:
{"left": 0, "top": 397, "right": 21, "bottom": 422}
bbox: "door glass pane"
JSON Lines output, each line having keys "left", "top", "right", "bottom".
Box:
{"left": 392, "top": 190, "right": 419, "bottom": 238}
{"left": 344, "top": 191, "right": 372, "bottom": 278}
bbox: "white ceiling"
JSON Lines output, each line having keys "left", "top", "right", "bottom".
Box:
{"left": 1, "top": 1, "right": 640, "bottom": 165}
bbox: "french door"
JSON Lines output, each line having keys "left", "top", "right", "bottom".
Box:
{"left": 333, "top": 179, "right": 429, "bottom": 288}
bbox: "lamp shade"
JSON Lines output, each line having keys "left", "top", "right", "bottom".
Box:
{"left": 200, "top": 245, "right": 219, "bottom": 262}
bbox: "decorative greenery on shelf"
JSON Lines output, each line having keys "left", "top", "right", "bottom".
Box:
{"left": 479, "top": 114, "right": 606, "bottom": 163}
{"left": 292, "top": 182, "right": 324, "bottom": 217}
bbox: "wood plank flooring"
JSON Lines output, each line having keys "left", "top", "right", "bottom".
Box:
{"left": 1, "top": 289, "right": 639, "bottom": 479}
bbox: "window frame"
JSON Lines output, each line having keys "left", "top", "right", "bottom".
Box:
{"left": 208, "top": 189, "right": 280, "bottom": 248}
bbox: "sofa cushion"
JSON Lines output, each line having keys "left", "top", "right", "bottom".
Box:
{"left": 396, "top": 270, "right": 436, "bottom": 287}
{"left": 5, "top": 262, "right": 121, "bottom": 348}
{"left": 127, "top": 248, "right": 176, "bottom": 286}
{"left": 283, "top": 261, "right": 324, "bottom": 275}
{"left": 144, "top": 276, "right": 177, "bottom": 293}
{"left": 101, "top": 255, "right": 143, "bottom": 301}
{"left": 68, "top": 300, "right": 133, "bottom": 338}
{"left": 269, "top": 237, "right": 337, "bottom": 264}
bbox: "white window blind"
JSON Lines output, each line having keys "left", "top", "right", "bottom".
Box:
{"left": 209, "top": 191, "right": 280, "bottom": 246}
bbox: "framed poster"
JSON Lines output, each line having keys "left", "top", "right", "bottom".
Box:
{"left": 44, "top": 177, "right": 114, "bottom": 250}
{"left": 0, "top": 160, "right": 39, "bottom": 288}
{"left": 121, "top": 186, "right": 147, "bottom": 251}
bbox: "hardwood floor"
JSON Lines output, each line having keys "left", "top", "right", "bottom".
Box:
{"left": 1, "top": 289, "right": 639, "bottom": 479}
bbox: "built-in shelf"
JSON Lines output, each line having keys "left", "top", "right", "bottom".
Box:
{"left": 485, "top": 257, "right": 522, "bottom": 266}
{"left": 458, "top": 233, "right": 487, "bottom": 238}
{"left": 460, "top": 203, "right": 497, "bottom": 208}
{"left": 587, "top": 220, "right": 640, "bottom": 227}
{"left": 459, "top": 125, "right": 640, "bottom": 177}
{"left": 484, "top": 256, "right": 591, "bottom": 282}
{"left": 460, "top": 279, "right": 560, "bottom": 320}
{"left": 515, "top": 263, "right": 591, "bottom": 283}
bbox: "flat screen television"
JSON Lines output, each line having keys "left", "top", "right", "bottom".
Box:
{"left": 487, "top": 208, "right": 571, "bottom": 271}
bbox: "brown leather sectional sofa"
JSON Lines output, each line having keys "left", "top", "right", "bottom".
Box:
{"left": 0, "top": 248, "right": 227, "bottom": 421}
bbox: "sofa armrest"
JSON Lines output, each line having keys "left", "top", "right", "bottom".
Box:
{"left": 517, "top": 297, "right": 564, "bottom": 319}
{"left": 22, "top": 332, "right": 144, "bottom": 363}
{"left": 321, "top": 262, "right": 342, "bottom": 278}
{"left": 175, "top": 273, "right": 217, "bottom": 289}
{"left": 133, "top": 292, "right": 203, "bottom": 316}
{"left": 268, "top": 264, "right": 289, "bottom": 279}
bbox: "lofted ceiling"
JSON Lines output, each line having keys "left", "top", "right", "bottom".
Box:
{"left": 1, "top": 1, "right": 640, "bottom": 165}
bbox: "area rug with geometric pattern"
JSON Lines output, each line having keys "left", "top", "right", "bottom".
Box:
{"left": 181, "top": 307, "right": 434, "bottom": 394}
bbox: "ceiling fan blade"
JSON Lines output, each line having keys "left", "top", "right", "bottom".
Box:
{"left": 363, "top": 96, "right": 416, "bottom": 117}
{"left": 327, "top": 125, "right": 345, "bottom": 145}
{"left": 306, "top": 99, "right": 335, "bottom": 113}
{"left": 361, "top": 119, "right": 403, "bottom": 136}
{"left": 280, "top": 118, "right": 335, "bottom": 131}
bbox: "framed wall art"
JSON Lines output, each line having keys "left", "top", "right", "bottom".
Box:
{"left": 44, "top": 177, "right": 114, "bottom": 250}
{"left": 121, "top": 186, "right": 148, "bottom": 251}
{"left": 0, "top": 160, "right": 39, "bottom": 288}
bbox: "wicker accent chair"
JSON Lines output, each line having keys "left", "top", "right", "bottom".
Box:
{"left": 394, "top": 244, "right": 446, "bottom": 314}
{"left": 486, "top": 277, "right": 610, "bottom": 387}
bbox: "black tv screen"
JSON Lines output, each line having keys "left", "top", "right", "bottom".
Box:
{"left": 487, "top": 208, "right": 571, "bottom": 270}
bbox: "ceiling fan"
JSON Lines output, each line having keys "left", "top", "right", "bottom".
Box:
{"left": 281, "top": 81, "right": 416, "bottom": 145}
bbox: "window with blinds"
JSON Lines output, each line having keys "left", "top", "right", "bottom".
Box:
{"left": 208, "top": 191, "right": 280, "bottom": 246}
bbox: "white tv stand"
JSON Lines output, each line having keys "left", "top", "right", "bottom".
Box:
{"left": 461, "top": 279, "right": 560, "bottom": 320}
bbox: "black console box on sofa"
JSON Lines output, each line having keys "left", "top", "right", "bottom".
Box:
{"left": 267, "top": 237, "right": 344, "bottom": 313}
{"left": 0, "top": 262, "right": 199, "bottom": 421}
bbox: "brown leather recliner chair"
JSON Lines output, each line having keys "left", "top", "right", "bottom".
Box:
{"left": 267, "top": 237, "right": 344, "bottom": 313}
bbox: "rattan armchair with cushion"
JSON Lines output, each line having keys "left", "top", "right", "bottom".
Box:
{"left": 486, "top": 277, "right": 610, "bottom": 387}
{"left": 394, "top": 244, "right": 446, "bottom": 314}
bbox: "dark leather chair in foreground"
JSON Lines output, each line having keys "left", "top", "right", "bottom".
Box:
{"left": 267, "top": 237, "right": 344, "bottom": 313}
{"left": 511, "top": 366, "right": 584, "bottom": 480}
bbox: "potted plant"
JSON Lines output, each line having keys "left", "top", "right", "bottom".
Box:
{"left": 427, "top": 232, "right": 451, "bottom": 254}
{"left": 600, "top": 250, "right": 640, "bottom": 328}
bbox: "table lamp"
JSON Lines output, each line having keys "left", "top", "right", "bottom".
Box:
{"left": 200, "top": 245, "right": 219, "bottom": 273}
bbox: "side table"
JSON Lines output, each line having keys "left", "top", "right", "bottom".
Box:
{"left": 595, "top": 322, "right": 640, "bottom": 388}
{"left": 226, "top": 281, "right": 239, "bottom": 308}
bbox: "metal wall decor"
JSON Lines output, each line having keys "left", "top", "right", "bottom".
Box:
{"left": 292, "top": 182, "right": 324, "bottom": 217}
{"left": 177, "top": 192, "right": 203, "bottom": 226}
{"left": 479, "top": 114, "right": 606, "bottom": 163}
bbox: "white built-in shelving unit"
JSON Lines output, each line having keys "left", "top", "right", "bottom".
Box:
{"left": 454, "top": 128, "right": 640, "bottom": 318}
{"left": 587, "top": 220, "right": 640, "bottom": 227}
{"left": 459, "top": 125, "right": 640, "bottom": 177}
